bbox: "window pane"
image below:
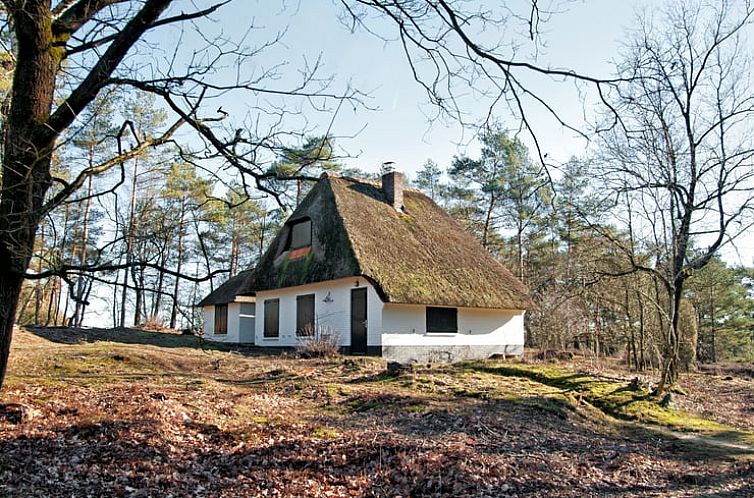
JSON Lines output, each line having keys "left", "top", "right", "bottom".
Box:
{"left": 296, "top": 294, "right": 315, "bottom": 336}
{"left": 290, "top": 219, "right": 312, "bottom": 249}
{"left": 264, "top": 299, "right": 279, "bottom": 338}
{"left": 426, "top": 307, "right": 457, "bottom": 333}
{"left": 214, "top": 304, "right": 228, "bottom": 334}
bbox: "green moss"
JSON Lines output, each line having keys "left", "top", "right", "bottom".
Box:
{"left": 345, "top": 398, "right": 386, "bottom": 412}
{"left": 402, "top": 403, "right": 429, "bottom": 413}
{"left": 251, "top": 415, "right": 269, "bottom": 426}
{"left": 312, "top": 426, "right": 340, "bottom": 439}
{"left": 465, "top": 361, "right": 754, "bottom": 442}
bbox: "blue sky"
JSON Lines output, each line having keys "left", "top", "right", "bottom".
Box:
{"left": 152, "top": 0, "right": 754, "bottom": 266}
{"left": 196, "top": 0, "right": 638, "bottom": 175}
{"left": 81, "top": 1, "right": 753, "bottom": 325}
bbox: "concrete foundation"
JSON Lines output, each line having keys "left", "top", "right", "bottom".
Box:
{"left": 382, "top": 344, "right": 524, "bottom": 364}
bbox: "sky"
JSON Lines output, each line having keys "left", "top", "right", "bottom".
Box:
{"left": 204, "top": 0, "right": 639, "bottom": 173}
{"left": 144, "top": 0, "right": 752, "bottom": 265}
{"left": 77, "top": 0, "right": 754, "bottom": 326}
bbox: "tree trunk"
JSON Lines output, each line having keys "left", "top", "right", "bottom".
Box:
{"left": 120, "top": 159, "right": 140, "bottom": 327}
{"left": 710, "top": 305, "right": 717, "bottom": 364}
{"left": 0, "top": 273, "right": 26, "bottom": 385}
{"left": 481, "top": 194, "right": 495, "bottom": 249}
{"left": 16, "top": 288, "right": 33, "bottom": 325}
{"left": 54, "top": 277, "right": 64, "bottom": 326}
{"left": 637, "top": 290, "right": 646, "bottom": 370}
{"left": 230, "top": 232, "right": 239, "bottom": 277}
{"left": 625, "top": 287, "right": 637, "bottom": 369}
{"left": 44, "top": 278, "right": 56, "bottom": 326}
{"left": 132, "top": 265, "right": 144, "bottom": 326}
{"left": 193, "top": 218, "right": 213, "bottom": 291}
{"left": 516, "top": 223, "right": 525, "bottom": 282}
{"left": 169, "top": 202, "right": 186, "bottom": 329}
{"left": 73, "top": 175, "right": 94, "bottom": 327}
{"left": 57, "top": 204, "right": 71, "bottom": 326}
{"left": 152, "top": 247, "right": 166, "bottom": 318}
{"left": 659, "top": 284, "right": 684, "bottom": 391}
{"left": 0, "top": 2, "right": 61, "bottom": 388}
{"left": 33, "top": 266, "right": 43, "bottom": 326}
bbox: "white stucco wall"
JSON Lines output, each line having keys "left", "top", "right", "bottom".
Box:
{"left": 205, "top": 279, "right": 525, "bottom": 361}
{"left": 254, "top": 277, "right": 383, "bottom": 348}
{"left": 202, "top": 299, "right": 256, "bottom": 344}
{"left": 202, "top": 306, "right": 214, "bottom": 338}
{"left": 381, "top": 303, "right": 525, "bottom": 360}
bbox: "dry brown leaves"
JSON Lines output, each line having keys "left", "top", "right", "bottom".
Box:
{"left": 2, "top": 330, "right": 754, "bottom": 497}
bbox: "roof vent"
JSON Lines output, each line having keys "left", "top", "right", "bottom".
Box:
{"left": 381, "top": 169, "right": 404, "bottom": 212}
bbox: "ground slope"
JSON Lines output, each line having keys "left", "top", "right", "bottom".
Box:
{"left": 1, "top": 327, "right": 753, "bottom": 497}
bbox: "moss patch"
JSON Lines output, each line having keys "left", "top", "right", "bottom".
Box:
{"left": 311, "top": 426, "right": 340, "bottom": 439}
{"left": 466, "top": 361, "right": 754, "bottom": 443}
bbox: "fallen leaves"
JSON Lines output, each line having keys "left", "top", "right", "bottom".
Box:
{"left": 2, "top": 327, "right": 754, "bottom": 497}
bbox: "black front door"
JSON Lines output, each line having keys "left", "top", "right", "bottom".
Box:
{"left": 351, "top": 288, "right": 368, "bottom": 354}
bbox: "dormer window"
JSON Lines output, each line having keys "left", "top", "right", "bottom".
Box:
{"left": 286, "top": 218, "right": 312, "bottom": 250}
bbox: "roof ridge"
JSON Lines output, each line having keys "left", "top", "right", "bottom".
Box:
{"left": 330, "top": 174, "right": 424, "bottom": 195}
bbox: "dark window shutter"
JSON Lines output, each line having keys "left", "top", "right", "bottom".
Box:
{"left": 296, "top": 294, "right": 315, "bottom": 336}
{"left": 264, "top": 299, "right": 279, "bottom": 338}
{"left": 426, "top": 307, "right": 458, "bottom": 333}
{"left": 214, "top": 304, "right": 228, "bottom": 334}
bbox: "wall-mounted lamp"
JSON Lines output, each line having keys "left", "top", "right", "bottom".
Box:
{"left": 354, "top": 280, "right": 360, "bottom": 287}
{"left": 323, "top": 291, "right": 334, "bottom": 303}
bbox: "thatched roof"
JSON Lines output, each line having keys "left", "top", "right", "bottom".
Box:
{"left": 249, "top": 179, "right": 361, "bottom": 292}
{"left": 245, "top": 174, "right": 535, "bottom": 310}
{"left": 196, "top": 269, "right": 256, "bottom": 306}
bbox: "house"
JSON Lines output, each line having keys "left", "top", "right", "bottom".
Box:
{"left": 197, "top": 171, "right": 535, "bottom": 363}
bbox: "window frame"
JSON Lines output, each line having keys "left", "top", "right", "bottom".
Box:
{"left": 263, "top": 298, "right": 280, "bottom": 338}
{"left": 296, "top": 293, "right": 316, "bottom": 336}
{"left": 426, "top": 306, "right": 458, "bottom": 334}
{"left": 214, "top": 304, "right": 228, "bottom": 335}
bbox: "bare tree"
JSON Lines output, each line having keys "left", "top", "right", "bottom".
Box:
{"left": 0, "top": 0, "right": 641, "bottom": 391}
{"left": 596, "top": 0, "right": 754, "bottom": 389}
{"left": 341, "top": 0, "right": 623, "bottom": 160}
{"left": 0, "top": 0, "right": 364, "bottom": 388}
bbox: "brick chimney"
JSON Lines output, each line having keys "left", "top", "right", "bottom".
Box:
{"left": 381, "top": 170, "right": 404, "bottom": 211}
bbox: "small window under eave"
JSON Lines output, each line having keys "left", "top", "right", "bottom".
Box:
{"left": 426, "top": 306, "right": 458, "bottom": 333}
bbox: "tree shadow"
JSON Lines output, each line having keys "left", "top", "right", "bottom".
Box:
{"left": 3, "top": 396, "right": 753, "bottom": 497}
{"left": 23, "top": 325, "right": 282, "bottom": 356}
{"left": 310, "top": 394, "right": 754, "bottom": 496}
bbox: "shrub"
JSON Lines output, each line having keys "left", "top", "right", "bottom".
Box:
{"left": 296, "top": 325, "right": 340, "bottom": 358}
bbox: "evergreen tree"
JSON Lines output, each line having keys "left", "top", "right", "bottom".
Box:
{"left": 265, "top": 136, "right": 339, "bottom": 206}
{"left": 686, "top": 258, "right": 754, "bottom": 363}
{"left": 160, "top": 163, "right": 213, "bottom": 329}
{"left": 414, "top": 159, "right": 443, "bottom": 201}
{"left": 448, "top": 126, "right": 549, "bottom": 279}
